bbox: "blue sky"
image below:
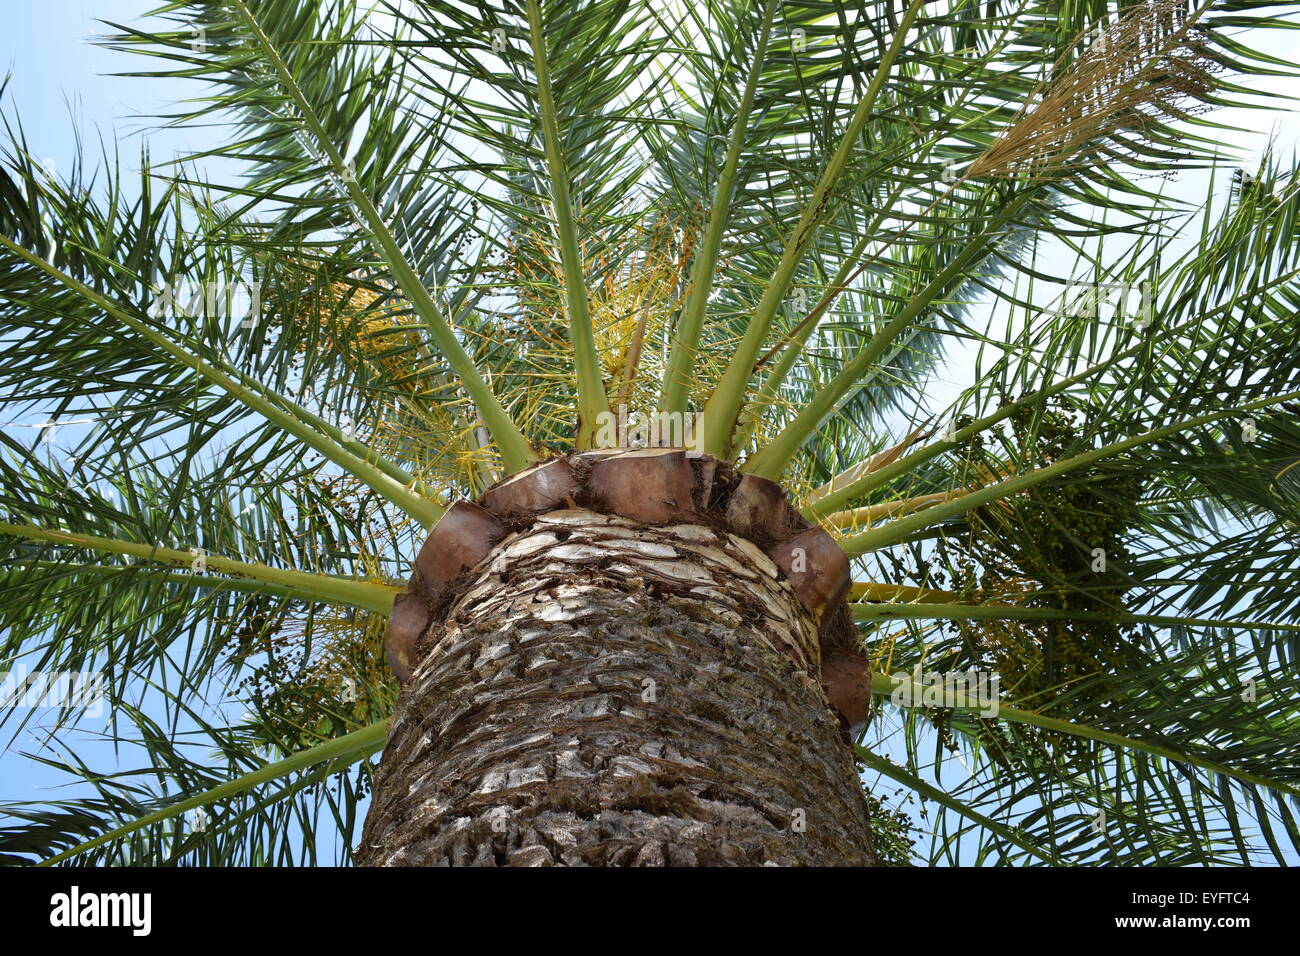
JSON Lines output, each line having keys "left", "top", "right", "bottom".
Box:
{"left": 7, "top": 2, "right": 188, "bottom": 165}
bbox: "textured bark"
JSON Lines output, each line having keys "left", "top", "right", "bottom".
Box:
{"left": 357, "top": 509, "right": 876, "bottom": 866}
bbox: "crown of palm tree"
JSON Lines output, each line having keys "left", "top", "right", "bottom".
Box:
{"left": 2, "top": 0, "right": 1300, "bottom": 865}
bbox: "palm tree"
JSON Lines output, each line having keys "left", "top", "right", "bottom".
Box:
{"left": 2, "top": 0, "right": 1298, "bottom": 866}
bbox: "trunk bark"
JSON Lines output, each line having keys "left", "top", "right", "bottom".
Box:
{"left": 357, "top": 509, "right": 875, "bottom": 866}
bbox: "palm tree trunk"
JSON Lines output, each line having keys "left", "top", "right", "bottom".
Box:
{"left": 357, "top": 508, "right": 876, "bottom": 866}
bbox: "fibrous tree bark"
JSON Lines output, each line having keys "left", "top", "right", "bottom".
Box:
{"left": 357, "top": 451, "right": 876, "bottom": 866}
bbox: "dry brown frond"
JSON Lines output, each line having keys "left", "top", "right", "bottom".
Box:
{"left": 968, "top": 1, "right": 1218, "bottom": 179}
